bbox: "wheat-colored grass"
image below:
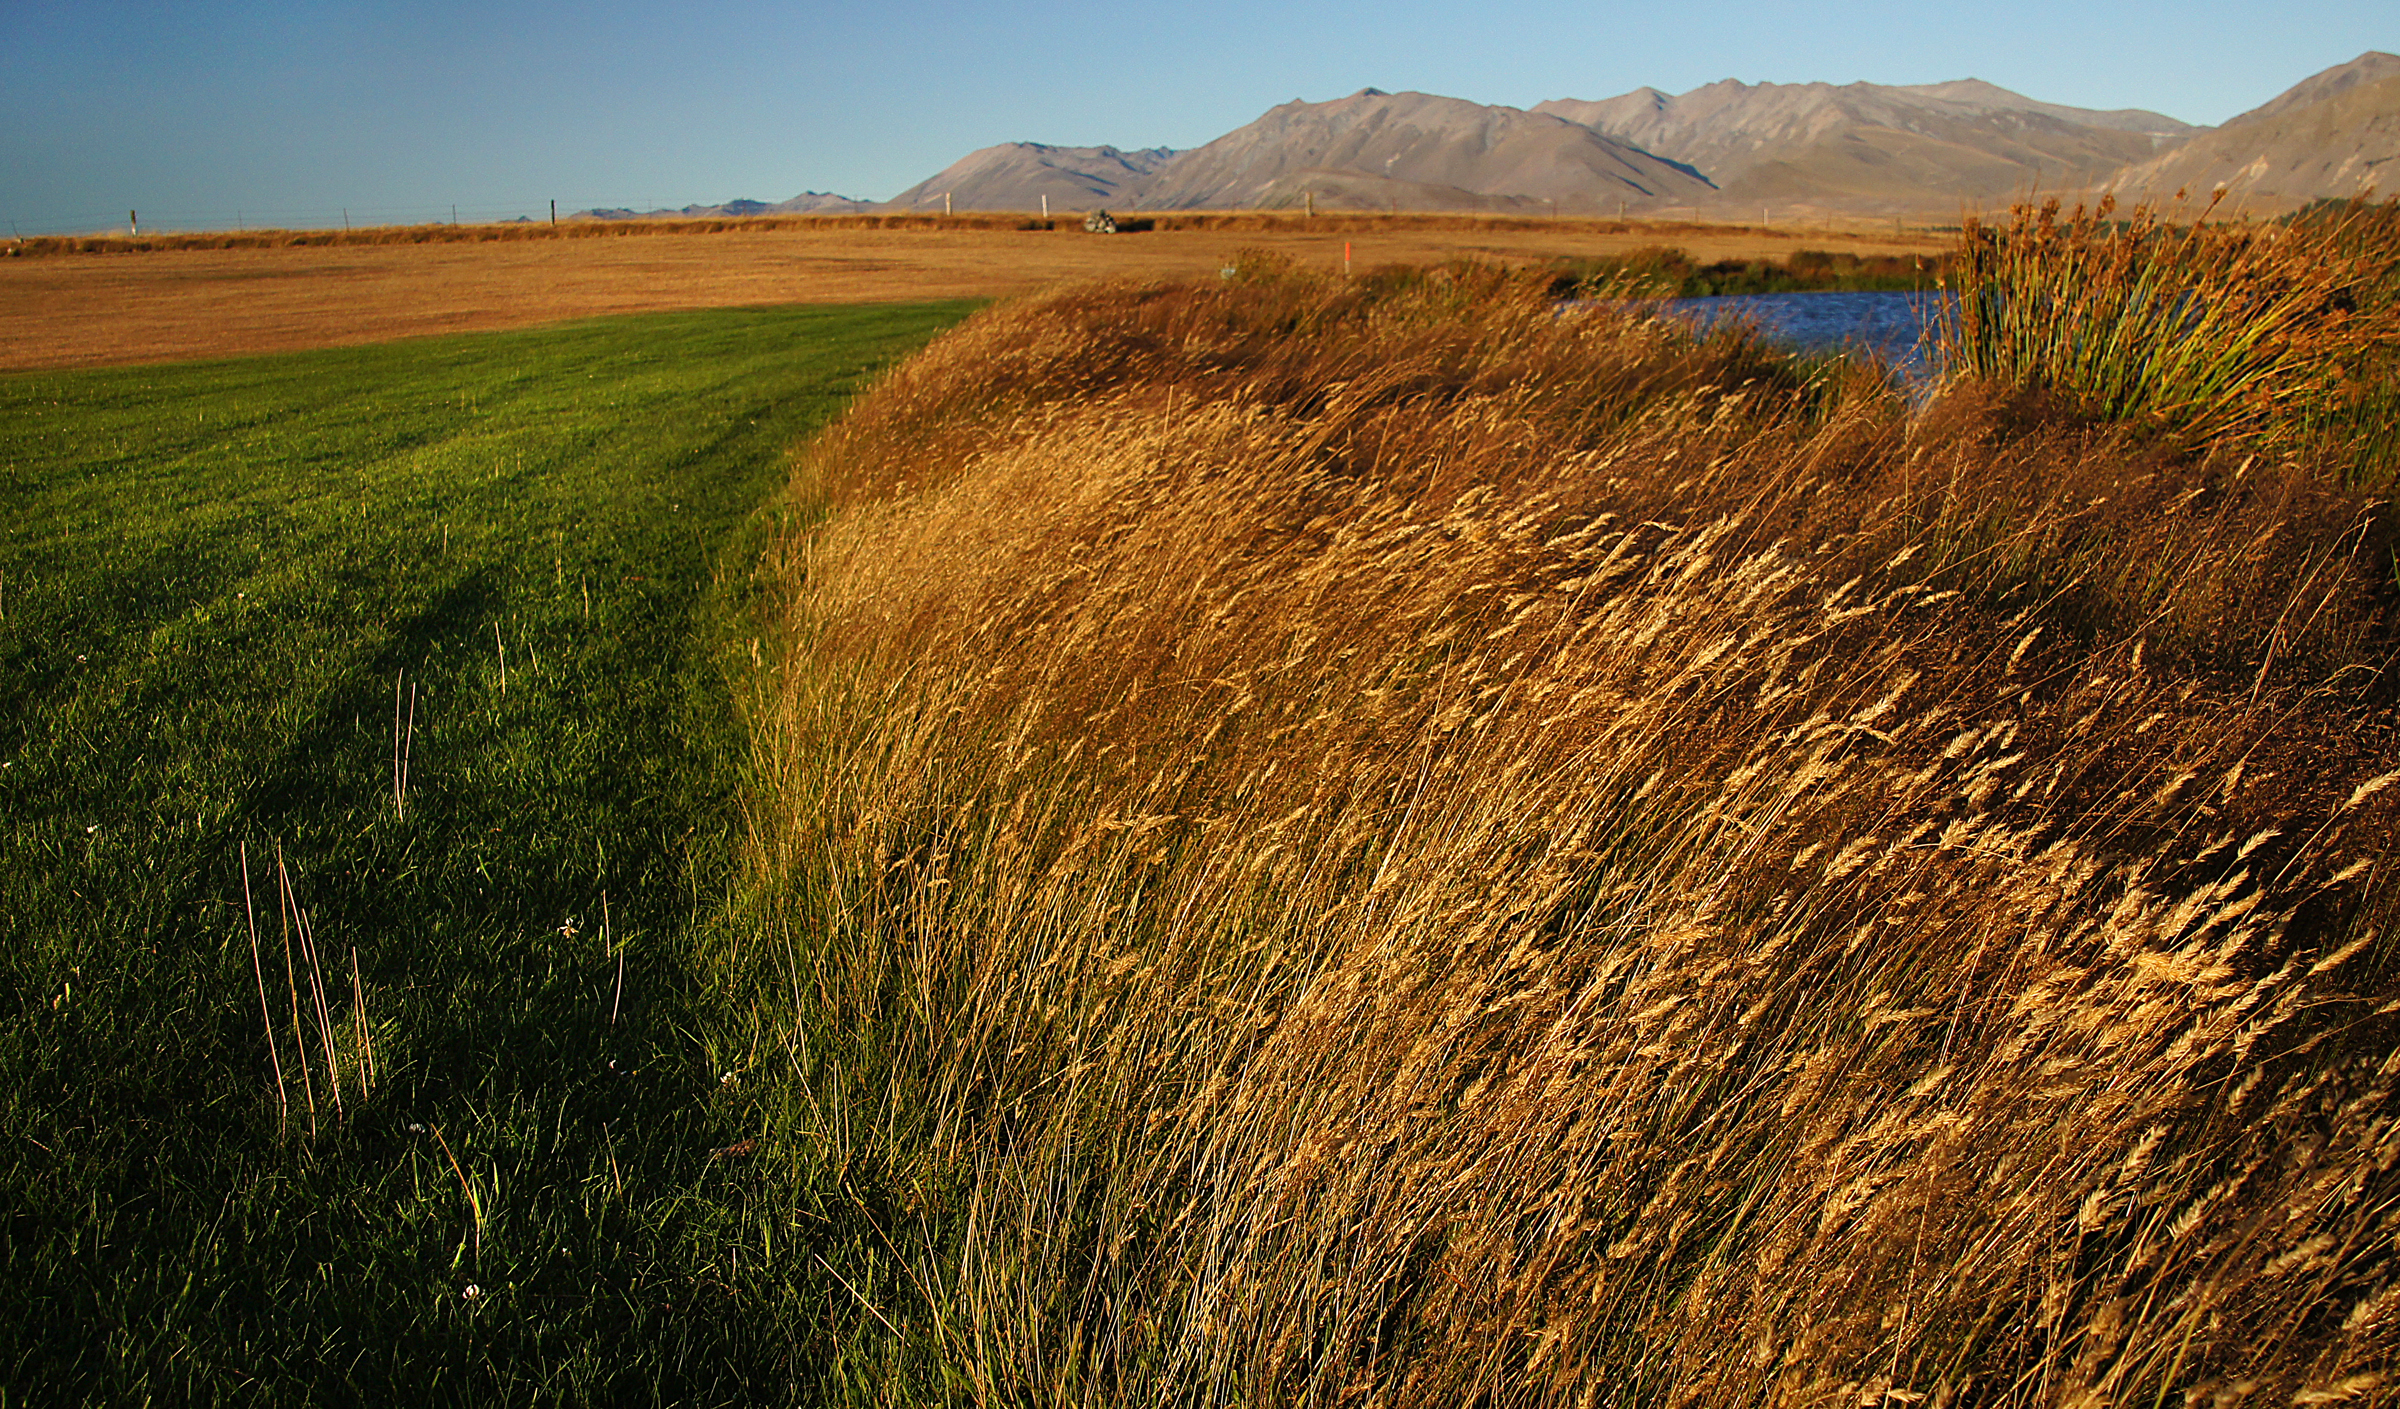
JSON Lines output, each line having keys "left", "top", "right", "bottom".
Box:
{"left": 744, "top": 247, "right": 2399, "bottom": 1403}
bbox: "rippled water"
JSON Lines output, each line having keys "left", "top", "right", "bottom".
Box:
{"left": 1664, "top": 290, "right": 1956, "bottom": 378}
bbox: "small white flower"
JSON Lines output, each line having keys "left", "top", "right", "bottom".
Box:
{"left": 720, "top": 1071, "right": 738, "bottom": 1087}
{"left": 462, "top": 1284, "right": 482, "bottom": 1301}
{"left": 84, "top": 825, "right": 98, "bottom": 835}
{"left": 407, "top": 1122, "right": 425, "bottom": 1133}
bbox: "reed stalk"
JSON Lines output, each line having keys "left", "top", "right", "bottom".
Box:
{"left": 1937, "top": 194, "right": 2399, "bottom": 462}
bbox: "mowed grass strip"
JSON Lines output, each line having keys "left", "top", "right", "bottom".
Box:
{"left": 0, "top": 302, "right": 973, "bottom": 1403}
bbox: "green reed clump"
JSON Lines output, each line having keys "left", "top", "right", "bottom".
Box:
{"left": 2284, "top": 198, "right": 2400, "bottom": 485}
{"left": 1938, "top": 195, "right": 2400, "bottom": 459}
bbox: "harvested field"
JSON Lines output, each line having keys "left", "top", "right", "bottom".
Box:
{"left": 0, "top": 216, "right": 1947, "bottom": 370}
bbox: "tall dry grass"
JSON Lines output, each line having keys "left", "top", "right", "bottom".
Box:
{"left": 745, "top": 252, "right": 2400, "bottom": 1404}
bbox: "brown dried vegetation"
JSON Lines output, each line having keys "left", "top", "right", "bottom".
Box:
{"left": 747, "top": 249, "right": 2400, "bottom": 1403}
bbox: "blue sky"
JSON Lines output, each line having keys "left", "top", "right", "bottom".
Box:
{"left": 2, "top": 0, "right": 2389, "bottom": 233}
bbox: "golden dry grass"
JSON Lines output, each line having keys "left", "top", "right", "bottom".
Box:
{"left": 740, "top": 255, "right": 2400, "bottom": 1403}
{"left": 0, "top": 216, "right": 1945, "bottom": 371}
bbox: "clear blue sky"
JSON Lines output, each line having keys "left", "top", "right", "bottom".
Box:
{"left": 2, "top": 0, "right": 2389, "bottom": 233}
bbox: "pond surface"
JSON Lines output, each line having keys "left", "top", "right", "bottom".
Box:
{"left": 1663, "top": 290, "right": 1955, "bottom": 378}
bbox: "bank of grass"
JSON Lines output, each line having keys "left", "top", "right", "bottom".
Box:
{"left": 1556, "top": 243, "right": 1946, "bottom": 296}
{"left": 744, "top": 229, "right": 2400, "bottom": 1401}
{"left": 0, "top": 300, "right": 974, "bottom": 1403}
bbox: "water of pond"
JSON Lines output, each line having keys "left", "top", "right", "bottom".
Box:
{"left": 1662, "top": 290, "right": 1957, "bottom": 378}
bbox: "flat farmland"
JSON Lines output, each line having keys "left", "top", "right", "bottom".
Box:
{"left": 0, "top": 217, "right": 1948, "bottom": 370}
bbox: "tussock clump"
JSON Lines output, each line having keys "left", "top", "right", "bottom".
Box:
{"left": 1940, "top": 195, "right": 2400, "bottom": 469}
{"left": 749, "top": 257, "right": 2400, "bottom": 1404}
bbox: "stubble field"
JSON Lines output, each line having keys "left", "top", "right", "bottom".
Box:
{"left": 0, "top": 214, "right": 1946, "bottom": 370}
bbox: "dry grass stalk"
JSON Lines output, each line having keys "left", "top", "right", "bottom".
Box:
{"left": 749, "top": 255, "right": 2400, "bottom": 1404}
{"left": 245, "top": 843, "right": 380, "bottom": 1137}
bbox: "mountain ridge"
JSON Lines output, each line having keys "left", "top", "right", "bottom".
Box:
{"left": 592, "top": 55, "right": 2400, "bottom": 222}
{"left": 2101, "top": 57, "right": 2399, "bottom": 210}
{"left": 1131, "top": 88, "right": 1714, "bottom": 212}
{"left": 1531, "top": 77, "right": 2193, "bottom": 211}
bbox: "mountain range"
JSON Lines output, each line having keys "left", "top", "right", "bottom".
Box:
{"left": 578, "top": 191, "right": 872, "bottom": 221}
{"left": 583, "top": 53, "right": 2398, "bottom": 222}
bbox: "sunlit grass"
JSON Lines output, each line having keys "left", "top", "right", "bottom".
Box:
{"left": 743, "top": 254, "right": 2400, "bottom": 1404}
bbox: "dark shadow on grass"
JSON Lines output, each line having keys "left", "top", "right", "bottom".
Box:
{"left": 0, "top": 301, "right": 987, "bottom": 1405}
{"left": 12, "top": 513, "right": 806, "bottom": 1404}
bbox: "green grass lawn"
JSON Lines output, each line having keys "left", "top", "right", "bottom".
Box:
{"left": 0, "top": 302, "right": 975, "bottom": 1405}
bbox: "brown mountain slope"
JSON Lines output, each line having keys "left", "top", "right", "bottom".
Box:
{"left": 884, "top": 143, "right": 1178, "bottom": 212}
{"left": 576, "top": 192, "right": 872, "bottom": 220}
{"left": 1890, "top": 79, "right": 2192, "bottom": 135}
{"left": 1243, "top": 168, "right": 1551, "bottom": 213}
{"left": 2100, "top": 55, "right": 2400, "bottom": 210}
{"left": 1535, "top": 78, "right": 2191, "bottom": 212}
{"left": 2224, "top": 50, "right": 2400, "bottom": 125}
{"left": 1130, "top": 89, "right": 1714, "bottom": 212}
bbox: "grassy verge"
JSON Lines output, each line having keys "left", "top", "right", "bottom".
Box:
{"left": 744, "top": 249, "right": 2400, "bottom": 1403}
{"left": 1554, "top": 245, "right": 1945, "bottom": 296}
{"left": 0, "top": 300, "right": 973, "bottom": 1403}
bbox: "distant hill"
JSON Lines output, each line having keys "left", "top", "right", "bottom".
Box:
{"left": 573, "top": 191, "right": 872, "bottom": 220}
{"left": 884, "top": 144, "right": 1177, "bottom": 213}
{"left": 1534, "top": 78, "right": 2191, "bottom": 212}
{"left": 1132, "top": 89, "right": 1712, "bottom": 212}
{"left": 2098, "top": 52, "right": 2400, "bottom": 210}
{"left": 2223, "top": 50, "right": 2400, "bottom": 127}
